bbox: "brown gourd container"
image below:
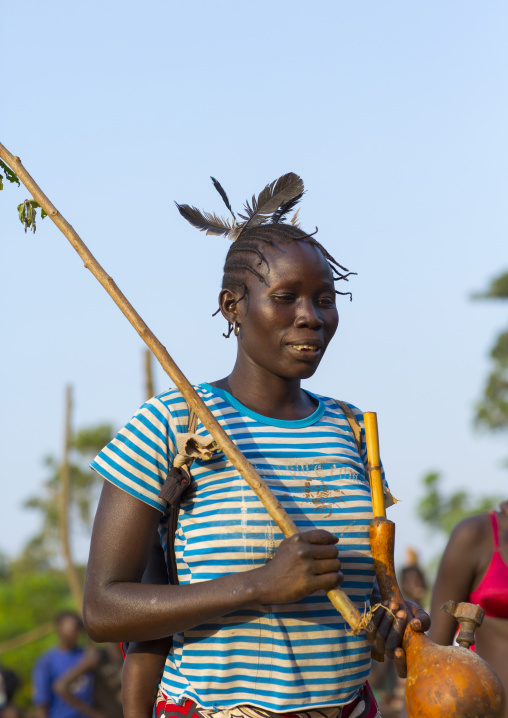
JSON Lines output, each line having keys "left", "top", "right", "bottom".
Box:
{"left": 364, "top": 412, "right": 506, "bottom": 718}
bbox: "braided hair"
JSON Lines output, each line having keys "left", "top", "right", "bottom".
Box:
{"left": 219, "top": 224, "right": 355, "bottom": 337}
{"left": 175, "top": 173, "right": 355, "bottom": 337}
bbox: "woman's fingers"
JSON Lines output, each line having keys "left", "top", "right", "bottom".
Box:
{"left": 371, "top": 601, "right": 399, "bottom": 656}
{"left": 385, "top": 610, "right": 407, "bottom": 657}
{"left": 406, "top": 600, "right": 431, "bottom": 632}
{"left": 258, "top": 530, "right": 343, "bottom": 604}
{"left": 299, "top": 529, "right": 339, "bottom": 546}
{"left": 312, "top": 570, "right": 345, "bottom": 592}
{"left": 309, "top": 543, "right": 340, "bottom": 560}
{"left": 394, "top": 647, "right": 407, "bottom": 679}
{"left": 312, "top": 558, "right": 342, "bottom": 575}
{"left": 369, "top": 600, "right": 429, "bottom": 677}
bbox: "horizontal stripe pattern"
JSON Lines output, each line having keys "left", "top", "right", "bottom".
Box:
{"left": 91, "top": 385, "right": 388, "bottom": 712}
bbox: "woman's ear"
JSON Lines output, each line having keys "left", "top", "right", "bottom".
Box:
{"left": 218, "top": 288, "right": 245, "bottom": 324}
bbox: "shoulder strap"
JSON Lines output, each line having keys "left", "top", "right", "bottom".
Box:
{"left": 164, "top": 400, "right": 198, "bottom": 586}
{"left": 489, "top": 511, "right": 500, "bottom": 551}
{"left": 335, "top": 400, "right": 362, "bottom": 456}
{"left": 187, "top": 406, "right": 198, "bottom": 434}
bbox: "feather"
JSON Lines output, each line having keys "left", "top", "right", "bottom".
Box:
{"left": 239, "top": 173, "right": 304, "bottom": 235}
{"left": 210, "top": 176, "right": 236, "bottom": 219}
{"left": 175, "top": 202, "right": 237, "bottom": 238}
{"left": 271, "top": 193, "right": 304, "bottom": 224}
{"left": 290, "top": 208, "right": 301, "bottom": 227}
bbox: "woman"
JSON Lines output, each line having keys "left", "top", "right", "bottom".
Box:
{"left": 83, "top": 174, "right": 428, "bottom": 718}
{"left": 425, "top": 501, "right": 508, "bottom": 718}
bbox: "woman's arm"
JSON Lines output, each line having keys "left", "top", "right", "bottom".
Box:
{"left": 83, "top": 481, "right": 344, "bottom": 643}
{"left": 428, "top": 516, "right": 483, "bottom": 646}
{"left": 122, "top": 641, "right": 169, "bottom": 718}
{"left": 122, "top": 527, "right": 172, "bottom": 718}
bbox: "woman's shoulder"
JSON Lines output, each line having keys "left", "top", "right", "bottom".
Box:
{"left": 146, "top": 385, "right": 211, "bottom": 416}
{"left": 143, "top": 385, "right": 229, "bottom": 434}
{"left": 448, "top": 512, "right": 492, "bottom": 549}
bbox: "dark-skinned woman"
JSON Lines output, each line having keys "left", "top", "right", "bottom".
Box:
{"left": 414, "top": 501, "right": 508, "bottom": 718}
{"left": 83, "top": 174, "right": 429, "bottom": 718}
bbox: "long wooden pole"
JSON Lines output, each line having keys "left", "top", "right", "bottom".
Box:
{"left": 59, "top": 385, "right": 84, "bottom": 612}
{"left": 0, "top": 141, "right": 377, "bottom": 641}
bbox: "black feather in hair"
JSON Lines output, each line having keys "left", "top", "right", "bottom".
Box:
{"left": 175, "top": 202, "right": 237, "bottom": 238}
{"left": 210, "top": 177, "right": 236, "bottom": 220}
{"left": 271, "top": 192, "right": 304, "bottom": 224}
{"left": 237, "top": 173, "right": 304, "bottom": 237}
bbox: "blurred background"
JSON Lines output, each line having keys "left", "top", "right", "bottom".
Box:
{"left": 0, "top": 0, "right": 506, "bottom": 712}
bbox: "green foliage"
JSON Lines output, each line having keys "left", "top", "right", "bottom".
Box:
{"left": 417, "top": 471, "right": 501, "bottom": 536}
{"left": 17, "top": 200, "right": 47, "bottom": 234}
{"left": 475, "top": 328, "right": 508, "bottom": 432}
{"left": 1, "top": 420, "right": 111, "bottom": 708}
{"left": 21, "top": 423, "right": 112, "bottom": 570}
{"left": 0, "top": 158, "right": 46, "bottom": 232}
{"left": 0, "top": 159, "right": 20, "bottom": 191}
{"left": 0, "top": 571, "right": 75, "bottom": 708}
{"left": 472, "top": 271, "right": 508, "bottom": 300}
{"left": 473, "top": 271, "right": 508, "bottom": 435}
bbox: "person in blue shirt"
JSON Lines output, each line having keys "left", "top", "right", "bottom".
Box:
{"left": 32, "top": 612, "right": 95, "bottom": 718}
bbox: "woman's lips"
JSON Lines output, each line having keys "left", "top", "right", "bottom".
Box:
{"left": 286, "top": 343, "right": 322, "bottom": 359}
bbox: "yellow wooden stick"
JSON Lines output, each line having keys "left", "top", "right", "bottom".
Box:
{"left": 363, "top": 412, "right": 386, "bottom": 519}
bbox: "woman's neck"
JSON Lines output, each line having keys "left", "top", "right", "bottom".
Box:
{"left": 210, "top": 362, "right": 317, "bottom": 421}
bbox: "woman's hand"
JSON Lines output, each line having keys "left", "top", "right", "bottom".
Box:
{"left": 253, "top": 529, "right": 344, "bottom": 604}
{"left": 372, "top": 599, "right": 430, "bottom": 677}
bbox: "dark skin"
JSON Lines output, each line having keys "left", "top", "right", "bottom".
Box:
{"left": 426, "top": 503, "right": 508, "bottom": 718}
{"left": 399, "top": 502, "right": 508, "bottom": 718}
{"left": 84, "top": 240, "right": 429, "bottom": 717}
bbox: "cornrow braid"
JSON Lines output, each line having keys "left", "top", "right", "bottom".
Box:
{"left": 219, "top": 223, "right": 355, "bottom": 336}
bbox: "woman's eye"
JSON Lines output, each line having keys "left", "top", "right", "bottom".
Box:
{"left": 319, "top": 296, "right": 336, "bottom": 306}
{"left": 273, "top": 294, "right": 295, "bottom": 302}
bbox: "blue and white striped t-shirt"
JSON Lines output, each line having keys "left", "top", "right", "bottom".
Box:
{"left": 91, "top": 384, "right": 389, "bottom": 712}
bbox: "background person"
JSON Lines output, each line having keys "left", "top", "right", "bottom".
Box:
{"left": 32, "top": 612, "right": 93, "bottom": 718}
{"left": 425, "top": 501, "right": 508, "bottom": 718}
{"left": 53, "top": 644, "right": 123, "bottom": 718}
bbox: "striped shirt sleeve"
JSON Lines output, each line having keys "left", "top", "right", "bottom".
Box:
{"left": 90, "top": 395, "right": 179, "bottom": 512}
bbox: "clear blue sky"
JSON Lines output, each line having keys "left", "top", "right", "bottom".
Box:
{"left": 1, "top": 0, "right": 506, "bottom": 569}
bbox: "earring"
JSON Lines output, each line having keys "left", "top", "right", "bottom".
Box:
{"left": 233, "top": 321, "right": 241, "bottom": 336}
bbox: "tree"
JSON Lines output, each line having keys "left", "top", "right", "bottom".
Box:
{"left": 416, "top": 471, "right": 501, "bottom": 537}
{"left": 0, "top": 570, "right": 74, "bottom": 708}
{"left": 473, "top": 271, "right": 508, "bottom": 434}
{"left": 19, "top": 402, "right": 112, "bottom": 598}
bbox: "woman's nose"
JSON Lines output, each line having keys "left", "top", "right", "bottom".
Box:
{"left": 294, "top": 300, "right": 323, "bottom": 328}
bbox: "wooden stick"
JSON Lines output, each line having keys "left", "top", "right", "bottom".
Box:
{"left": 58, "top": 385, "right": 84, "bottom": 612}
{"left": 0, "top": 141, "right": 374, "bottom": 637}
{"left": 363, "top": 412, "right": 386, "bottom": 519}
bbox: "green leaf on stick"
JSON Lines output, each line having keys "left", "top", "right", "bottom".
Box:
{"left": 0, "top": 159, "right": 21, "bottom": 189}
{"left": 17, "top": 200, "right": 47, "bottom": 234}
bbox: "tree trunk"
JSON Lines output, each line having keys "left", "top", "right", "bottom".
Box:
{"left": 58, "top": 385, "right": 84, "bottom": 613}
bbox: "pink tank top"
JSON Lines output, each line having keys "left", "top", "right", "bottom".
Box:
{"left": 469, "top": 511, "right": 508, "bottom": 619}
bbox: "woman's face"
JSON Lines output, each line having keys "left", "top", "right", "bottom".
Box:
{"left": 225, "top": 240, "right": 339, "bottom": 381}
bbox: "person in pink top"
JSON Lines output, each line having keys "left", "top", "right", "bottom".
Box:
{"left": 409, "top": 501, "right": 508, "bottom": 718}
